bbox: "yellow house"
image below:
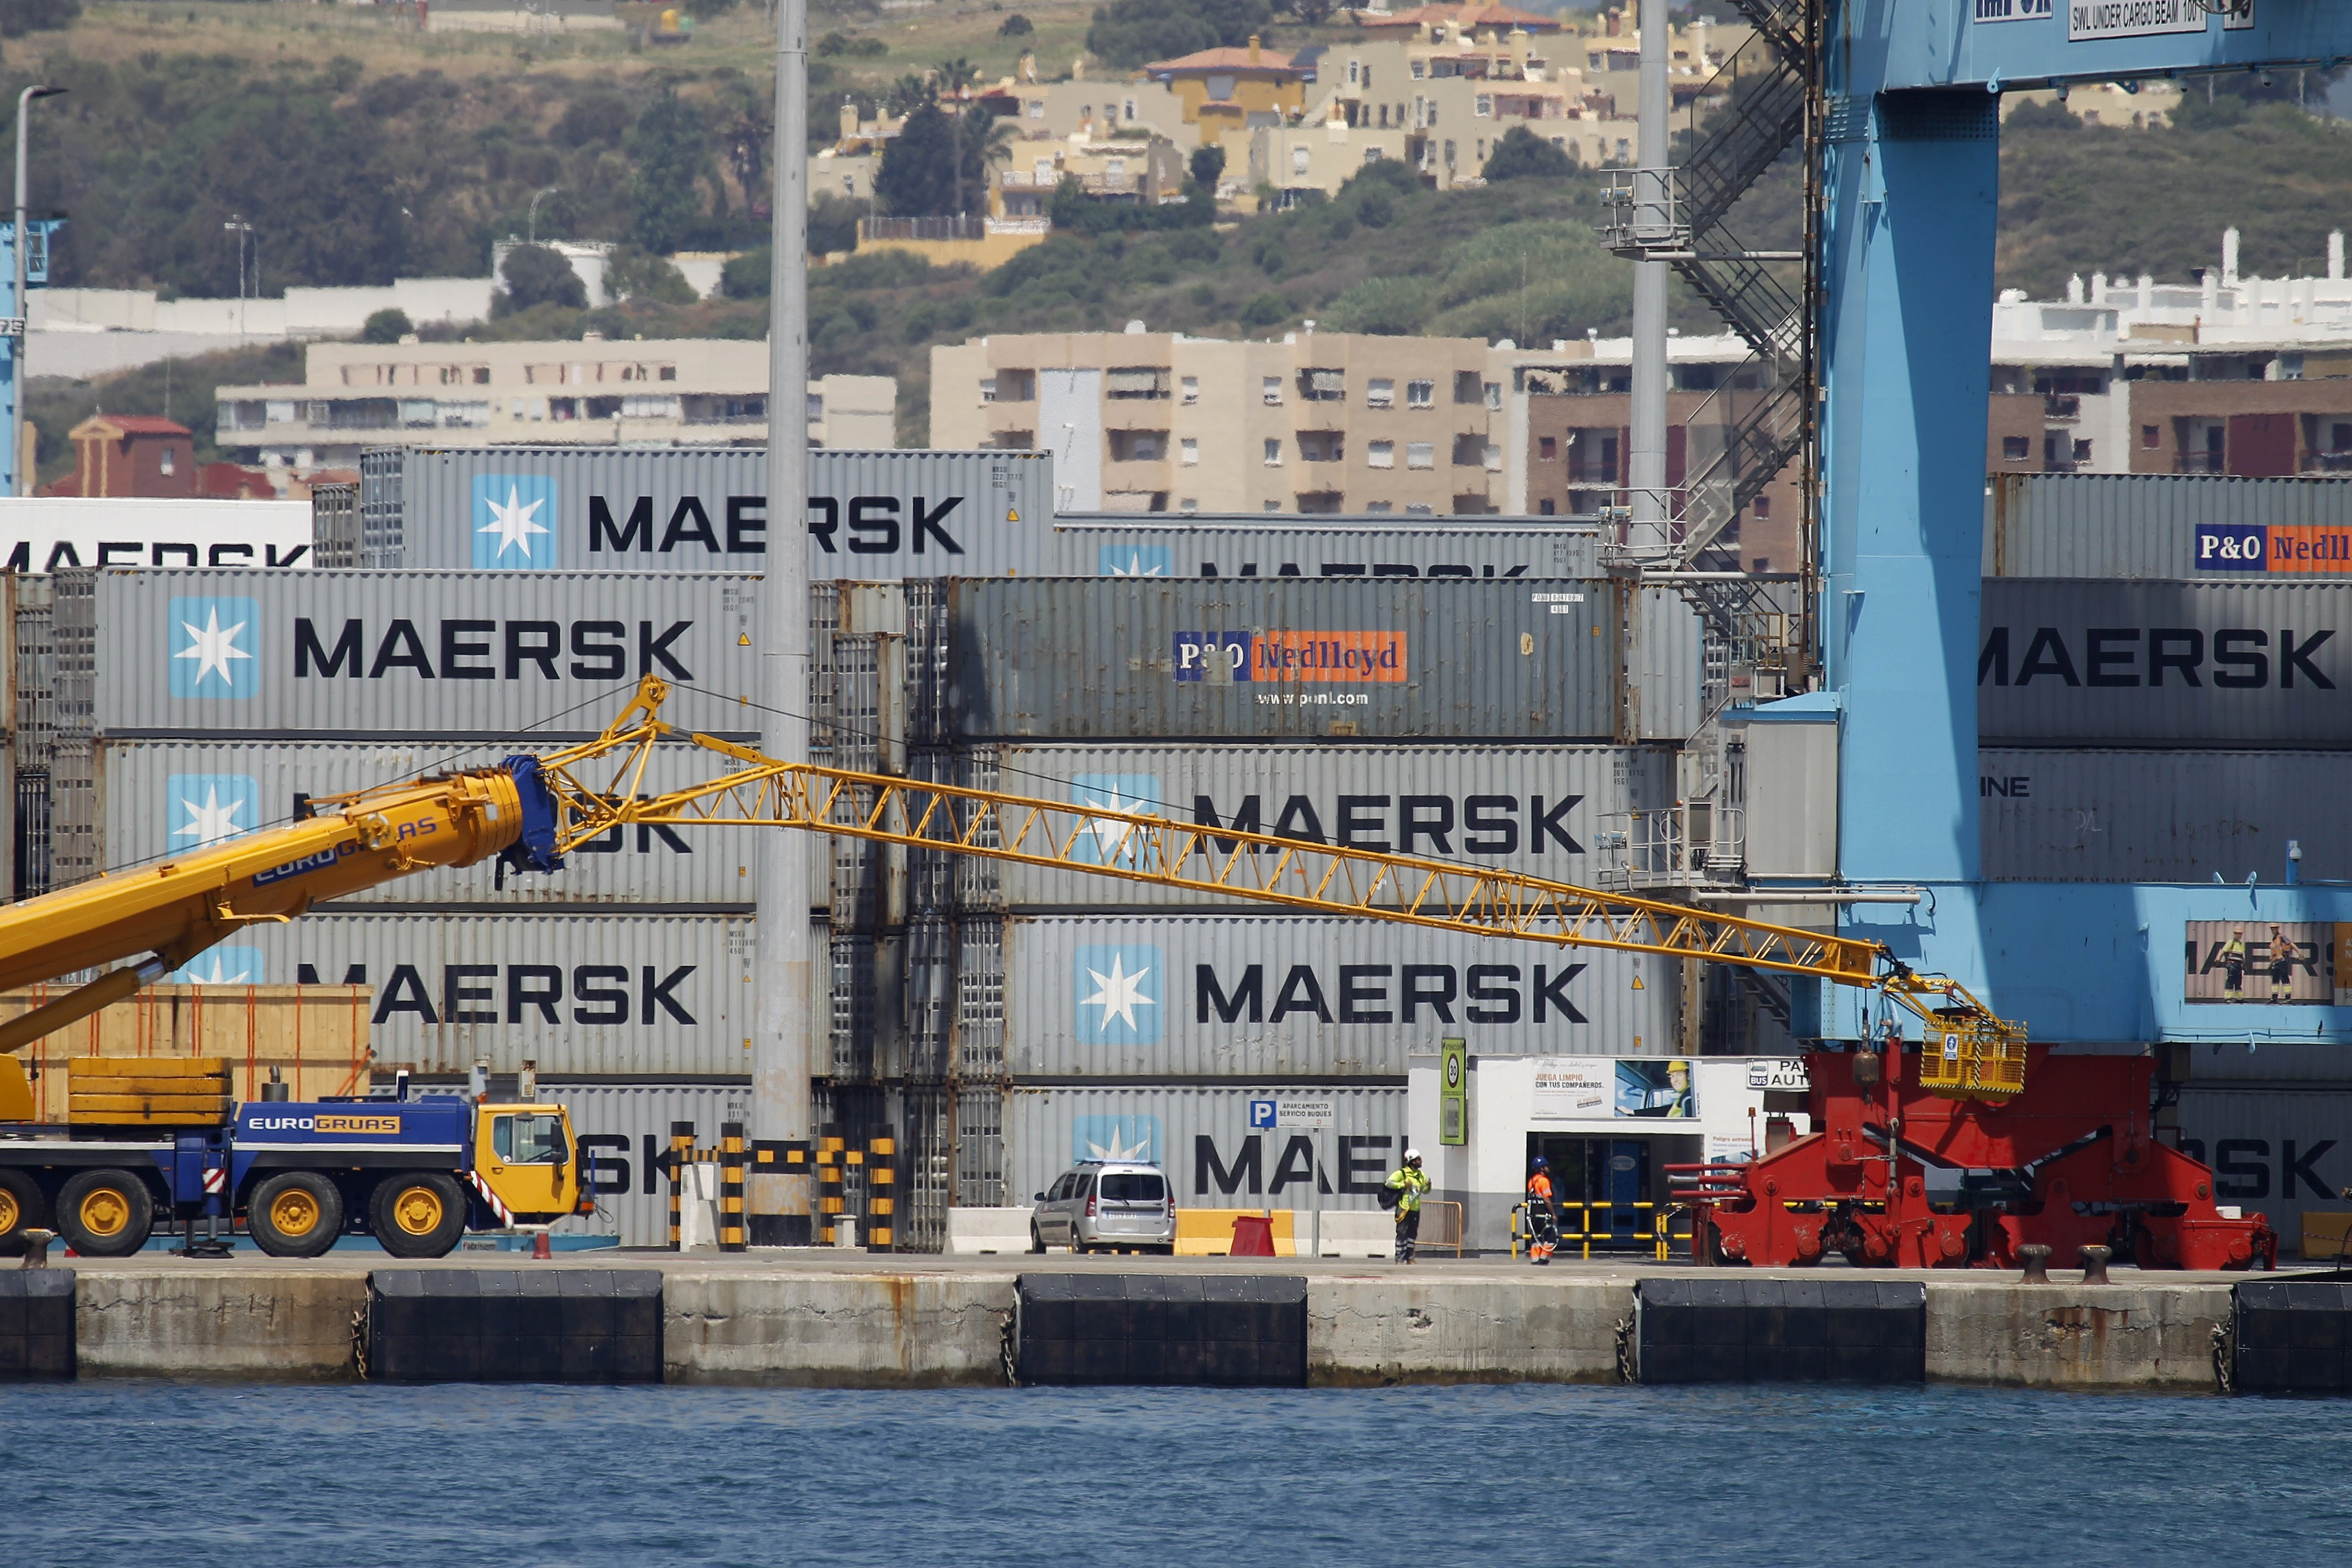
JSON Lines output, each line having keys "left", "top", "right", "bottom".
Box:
{"left": 1144, "top": 36, "right": 1311, "bottom": 136}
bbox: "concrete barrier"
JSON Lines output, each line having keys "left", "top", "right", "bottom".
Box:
{"left": 1925, "top": 1279, "right": 2230, "bottom": 1391}
{"left": 662, "top": 1269, "right": 1017, "bottom": 1385}
{"left": 1305, "top": 1212, "right": 1392, "bottom": 1259}
{"left": 946, "top": 1208, "right": 1034, "bottom": 1255}
{"left": 1310, "top": 1276, "right": 1628, "bottom": 1384}
{"left": 76, "top": 1267, "right": 364, "bottom": 1380}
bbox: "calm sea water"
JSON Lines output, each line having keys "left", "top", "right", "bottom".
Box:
{"left": 7, "top": 1380, "right": 2349, "bottom": 1567}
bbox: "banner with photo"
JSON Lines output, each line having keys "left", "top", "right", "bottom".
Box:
{"left": 1530, "top": 1058, "right": 1696, "bottom": 1121}
{"left": 2183, "top": 921, "right": 2342, "bottom": 1004}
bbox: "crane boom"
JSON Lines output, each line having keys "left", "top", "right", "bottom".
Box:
{"left": 0, "top": 678, "right": 2024, "bottom": 1099}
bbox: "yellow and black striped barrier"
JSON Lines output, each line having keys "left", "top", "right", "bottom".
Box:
{"left": 667, "top": 1121, "right": 694, "bottom": 1251}
{"left": 817, "top": 1132, "right": 848, "bottom": 1243}
{"left": 719, "top": 1121, "right": 746, "bottom": 1253}
{"left": 864, "top": 1129, "right": 895, "bottom": 1252}
{"left": 1512, "top": 1200, "right": 1693, "bottom": 1261}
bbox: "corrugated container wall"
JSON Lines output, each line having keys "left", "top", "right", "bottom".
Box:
{"left": 547, "top": 1081, "right": 750, "bottom": 1247}
{"left": 91, "top": 740, "right": 761, "bottom": 907}
{"left": 2175, "top": 1086, "right": 2352, "bottom": 1258}
{"left": 1001, "top": 914, "right": 1678, "bottom": 1079}
{"left": 311, "top": 482, "right": 358, "bottom": 569}
{"left": 167, "top": 912, "right": 754, "bottom": 1076}
{"left": 366, "top": 446, "right": 1054, "bottom": 576}
{"left": 1005, "top": 1083, "right": 1409, "bottom": 1211}
{"left": 1978, "top": 579, "right": 2351, "bottom": 745}
{"left": 976, "top": 743, "right": 1674, "bottom": 910}
{"left": 1984, "top": 473, "right": 2352, "bottom": 579}
{"left": 1629, "top": 586, "right": 1702, "bottom": 741}
{"left": 68, "top": 568, "right": 761, "bottom": 740}
{"left": 1979, "top": 748, "right": 2352, "bottom": 883}
{"left": 1066, "top": 520, "right": 1603, "bottom": 580}
{"left": 945, "top": 578, "right": 1621, "bottom": 742}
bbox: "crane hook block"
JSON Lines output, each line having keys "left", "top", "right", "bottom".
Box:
{"left": 495, "top": 755, "right": 566, "bottom": 881}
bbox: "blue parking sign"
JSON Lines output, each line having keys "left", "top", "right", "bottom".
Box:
{"left": 1248, "top": 1099, "right": 1276, "bottom": 1129}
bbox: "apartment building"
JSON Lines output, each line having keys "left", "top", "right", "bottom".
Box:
{"left": 215, "top": 338, "right": 896, "bottom": 470}
{"left": 979, "top": 68, "right": 1198, "bottom": 147}
{"left": 930, "top": 328, "right": 1506, "bottom": 515}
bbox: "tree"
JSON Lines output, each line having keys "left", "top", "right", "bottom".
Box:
{"left": 1086, "top": 0, "right": 1271, "bottom": 68}
{"left": 1275, "top": 0, "right": 1334, "bottom": 24}
{"left": 625, "top": 86, "right": 711, "bottom": 254}
{"left": 1482, "top": 125, "right": 1571, "bottom": 183}
{"left": 604, "top": 245, "right": 698, "bottom": 305}
{"left": 884, "top": 72, "right": 936, "bottom": 118}
{"left": 998, "top": 13, "right": 1033, "bottom": 35}
{"left": 0, "top": 0, "right": 80, "bottom": 38}
{"left": 1190, "top": 143, "right": 1225, "bottom": 190}
{"left": 876, "top": 101, "right": 1010, "bottom": 217}
{"left": 361, "top": 307, "right": 414, "bottom": 344}
{"left": 495, "top": 245, "right": 588, "bottom": 315}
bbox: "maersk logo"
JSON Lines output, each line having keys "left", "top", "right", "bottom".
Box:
{"left": 1072, "top": 1114, "right": 1162, "bottom": 1165}
{"left": 172, "top": 947, "right": 264, "bottom": 985}
{"left": 1075, "top": 943, "right": 1162, "bottom": 1045}
{"left": 1099, "top": 544, "right": 1171, "bottom": 577}
{"left": 169, "top": 773, "right": 260, "bottom": 850}
{"left": 472, "top": 474, "right": 557, "bottom": 569}
{"left": 1071, "top": 773, "right": 1162, "bottom": 866}
{"left": 168, "top": 595, "right": 260, "bottom": 699}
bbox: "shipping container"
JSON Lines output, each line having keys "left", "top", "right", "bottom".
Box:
{"left": 945, "top": 578, "right": 1622, "bottom": 742}
{"left": 80, "top": 739, "right": 763, "bottom": 907}
{"left": 2175, "top": 1085, "right": 2352, "bottom": 1259}
{"left": 1978, "top": 579, "right": 2352, "bottom": 746}
{"left": 155, "top": 911, "right": 756, "bottom": 1077}
{"left": 362, "top": 445, "right": 1054, "bottom": 575}
{"left": 1000, "top": 913, "right": 1679, "bottom": 1079}
{"left": 64, "top": 568, "right": 761, "bottom": 741}
{"left": 1004, "top": 1083, "right": 1409, "bottom": 1212}
{"left": 1, "top": 497, "right": 314, "bottom": 574}
{"left": 973, "top": 742, "right": 1674, "bottom": 910}
{"left": 1980, "top": 747, "right": 2352, "bottom": 883}
{"left": 1628, "top": 586, "right": 1702, "bottom": 741}
{"left": 1058, "top": 518, "right": 1603, "bottom": 580}
{"left": 545, "top": 1079, "right": 751, "bottom": 1249}
{"left": 1983, "top": 472, "right": 2352, "bottom": 580}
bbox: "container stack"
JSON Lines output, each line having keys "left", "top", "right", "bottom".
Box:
{"left": 1980, "top": 473, "right": 2352, "bottom": 1250}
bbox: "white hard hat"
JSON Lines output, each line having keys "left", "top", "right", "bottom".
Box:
{"left": 1404, "top": 1147, "right": 1423, "bottom": 1162}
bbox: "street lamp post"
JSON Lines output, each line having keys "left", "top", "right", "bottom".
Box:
{"left": 13, "top": 84, "right": 64, "bottom": 499}
{"left": 528, "top": 186, "right": 561, "bottom": 246}
{"left": 222, "top": 215, "right": 255, "bottom": 342}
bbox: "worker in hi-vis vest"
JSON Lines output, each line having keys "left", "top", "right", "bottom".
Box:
{"left": 1384, "top": 1149, "right": 1431, "bottom": 1265}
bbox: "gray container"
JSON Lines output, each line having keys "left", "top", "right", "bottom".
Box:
{"left": 1978, "top": 579, "right": 2352, "bottom": 745}
{"left": 1984, "top": 472, "right": 2352, "bottom": 579}
{"left": 166, "top": 911, "right": 755, "bottom": 1076}
{"left": 1001, "top": 914, "right": 1680, "bottom": 1079}
{"left": 1628, "top": 586, "right": 1702, "bottom": 742}
{"left": 2175, "top": 1085, "right": 2352, "bottom": 1259}
{"left": 1056, "top": 518, "right": 1603, "bottom": 580}
{"left": 546, "top": 1080, "right": 751, "bottom": 1248}
{"left": 1980, "top": 747, "right": 2352, "bottom": 884}
{"left": 70, "top": 568, "right": 760, "bottom": 740}
{"left": 365, "top": 445, "right": 1055, "bottom": 576}
{"left": 977, "top": 742, "right": 1673, "bottom": 910}
{"left": 1004, "top": 1082, "right": 1409, "bottom": 1212}
{"left": 89, "top": 739, "right": 761, "bottom": 907}
{"left": 946, "top": 578, "right": 1622, "bottom": 742}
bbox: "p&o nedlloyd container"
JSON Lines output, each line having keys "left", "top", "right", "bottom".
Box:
{"left": 998, "top": 913, "right": 1678, "bottom": 1080}
{"left": 1061, "top": 519, "right": 1603, "bottom": 580}
{"left": 165, "top": 911, "right": 754, "bottom": 1077}
{"left": 1982, "top": 472, "right": 2352, "bottom": 580}
{"left": 945, "top": 577, "right": 1624, "bottom": 742}
{"left": 970, "top": 742, "right": 1673, "bottom": 910}
{"left": 62, "top": 568, "right": 760, "bottom": 741}
{"left": 1978, "top": 578, "right": 2351, "bottom": 745}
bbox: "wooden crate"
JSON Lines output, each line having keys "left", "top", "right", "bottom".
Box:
{"left": 68, "top": 1056, "right": 233, "bottom": 1127}
{"left": 5, "top": 984, "right": 372, "bottom": 1122}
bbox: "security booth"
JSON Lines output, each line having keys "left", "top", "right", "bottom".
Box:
{"left": 1410, "top": 1052, "right": 1811, "bottom": 1255}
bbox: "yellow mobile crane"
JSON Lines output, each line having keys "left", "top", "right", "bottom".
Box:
{"left": 0, "top": 678, "right": 2265, "bottom": 1269}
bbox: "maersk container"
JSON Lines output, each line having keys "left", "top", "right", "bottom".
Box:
{"left": 2175, "top": 1085, "right": 2352, "bottom": 1259}
{"left": 999, "top": 914, "right": 1680, "bottom": 1079}
{"left": 1061, "top": 519, "right": 1603, "bottom": 580}
{"left": 975, "top": 742, "right": 1674, "bottom": 911}
{"left": 66, "top": 568, "right": 761, "bottom": 741}
{"left": 87, "top": 740, "right": 763, "bottom": 908}
{"left": 945, "top": 578, "right": 1622, "bottom": 742}
{"left": 363, "top": 445, "right": 1055, "bottom": 576}
{"left": 538, "top": 1080, "right": 749, "bottom": 1247}
{"left": 164, "top": 911, "right": 755, "bottom": 1077}
{"left": 1980, "top": 747, "right": 2352, "bottom": 884}
{"left": 1004, "top": 1083, "right": 1409, "bottom": 1213}
{"left": 1978, "top": 579, "right": 2352, "bottom": 746}
{"left": 1983, "top": 472, "right": 2352, "bottom": 580}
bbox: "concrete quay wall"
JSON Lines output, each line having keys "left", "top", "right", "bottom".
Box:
{"left": 40, "top": 1263, "right": 2246, "bottom": 1391}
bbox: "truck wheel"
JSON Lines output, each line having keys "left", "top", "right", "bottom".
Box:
{"left": 0, "top": 1168, "right": 50, "bottom": 1257}
{"left": 56, "top": 1169, "right": 153, "bottom": 1259}
{"left": 371, "top": 1173, "right": 466, "bottom": 1259}
{"left": 248, "top": 1172, "right": 345, "bottom": 1259}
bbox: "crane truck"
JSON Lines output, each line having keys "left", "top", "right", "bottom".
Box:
{"left": 0, "top": 677, "right": 2272, "bottom": 1269}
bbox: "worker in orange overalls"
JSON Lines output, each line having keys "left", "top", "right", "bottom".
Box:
{"left": 1526, "top": 1156, "right": 1559, "bottom": 1265}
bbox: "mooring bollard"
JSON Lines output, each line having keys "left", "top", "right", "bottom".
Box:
{"left": 2078, "top": 1243, "right": 2112, "bottom": 1285}
{"left": 2017, "top": 1243, "right": 2050, "bottom": 1284}
{"left": 19, "top": 1227, "right": 52, "bottom": 1269}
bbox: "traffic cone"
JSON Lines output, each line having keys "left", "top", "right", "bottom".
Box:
{"left": 532, "top": 1229, "right": 552, "bottom": 1261}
